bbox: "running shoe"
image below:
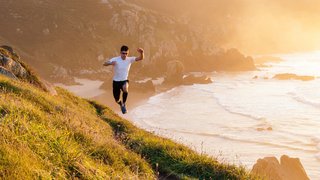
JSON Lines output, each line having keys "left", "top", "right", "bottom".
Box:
{"left": 121, "top": 104, "right": 127, "bottom": 114}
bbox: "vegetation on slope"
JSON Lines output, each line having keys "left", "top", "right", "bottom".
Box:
{"left": 0, "top": 75, "right": 154, "bottom": 179}
{"left": 0, "top": 74, "right": 256, "bottom": 179}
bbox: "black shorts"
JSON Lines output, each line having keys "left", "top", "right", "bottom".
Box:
{"left": 112, "top": 80, "right": 129, "bottom": 103}
{"left": 113, "top": 80, "right": 129, "bottom": 91}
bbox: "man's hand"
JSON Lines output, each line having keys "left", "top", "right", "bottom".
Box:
{"left": 137, "top": 48, "right": 144, "bottom": 53}
{"left": 136, "top": 48, "right": 144, "bottom": 61}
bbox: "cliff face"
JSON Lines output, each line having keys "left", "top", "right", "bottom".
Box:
{"left": 0, "top": 0, "right": 255, "bottom": 83}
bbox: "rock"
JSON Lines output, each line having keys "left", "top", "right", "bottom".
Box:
{"left": 0, "top": 66, "right": 18, "bottom": 79}
{"left": 183, "top": 74, "right": 213, "bottom": 85}
{"left": 0, "top": 54, "right": 27, "bottom": 79}
{"left": 280, "top": 155, "right": 309, "bottom": 180}
{"left": 251, "top": 155, "right": 310, "bottom": 180}
{"left": 256, "top": 126, "right": 273, "bottom": 131}
{"left": 213, "top": 48, "right": 256, "bottom": 71}
{"left": 0, "top": 45, "right": 19, "bottom": 59}
{"left": 273, "top": 73, "right": 315, "bottom": 81}
{"left": 0, "top": 46, "right": 57, "bottom": 95}
{"left": 0, "top": 45, "right": 14, "bottom": 54}
{"left": 41, "top": 79, "right": 58, "bottom": 96}
{"left": 163, "top": 60, "right": 184, "bottom": 85}
{"left": 130, "top": 80, "right": 155, "bottom": 93}
{"left": 252, "top": 157, "right": 282, "bottom": 179}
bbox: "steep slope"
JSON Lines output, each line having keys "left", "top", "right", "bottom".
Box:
{"left": 0, "top": 58, "right": 256, "bottom": 179}
{"left": 0, "top": 76, "right": 156, "bottom": 179}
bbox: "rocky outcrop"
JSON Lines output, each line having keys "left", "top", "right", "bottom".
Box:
{"left": 41, "top": 79, "right": 58, "bottom": 96}
{"left": 273, "top": 73, "right": 315, "bottom": 81}
{"left": 0, "top": 51, "right": 27, "bottom": 79}
{"left": 160, "top": 60, "right": 216, "bottom": 87}
{"left": 212, "top": 48, "right": 256, "bottom": 71}
{"left": 251, "top": 155, "right": 309, "bottom": 180}
{"left": 163, "top": 60, "right": 185, "bottom": 85}
{"left": 182, "top": 74, "right": 213, "bottom": 85}
{"left": 130, "top": 80, "right": 155, "bottom": 93}
{"left": 0, "top": 66, "right": 18, "bottom": 79}
{"left": 0, "top": 46, "right": 57, "bottom": 95}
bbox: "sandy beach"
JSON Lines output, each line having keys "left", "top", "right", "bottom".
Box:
{"left": 91, "top": 89, "right": 155, "bottom": 114}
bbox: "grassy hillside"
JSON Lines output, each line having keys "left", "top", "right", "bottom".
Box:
{"left": 0, "top": 75, "right": 256, "bottom": 179}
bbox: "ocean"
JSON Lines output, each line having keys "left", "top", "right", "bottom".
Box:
{"left": 128, "top": 51, "right": 320, "bottom": 179}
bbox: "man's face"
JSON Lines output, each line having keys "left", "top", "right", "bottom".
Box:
{"left": 120, "top": 50, "right": 129, "bottom": 60}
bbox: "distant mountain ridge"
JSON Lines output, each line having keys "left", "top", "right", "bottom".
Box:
{"left": 0, "top": 0, "right": 255, "bottom": 83}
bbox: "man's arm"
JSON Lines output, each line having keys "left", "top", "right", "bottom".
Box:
{"left": 103, "top": 60, "right": 115, "bottom": 66}
{"left": 135, "top": 48, "right": 144, "bottom": 61}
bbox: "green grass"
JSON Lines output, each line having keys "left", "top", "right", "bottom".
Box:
{"left": 0, "top": 75, "right": 154, "bottom": 179}
{"left": 0, "top": 75, "right": 257, "bottom": 179}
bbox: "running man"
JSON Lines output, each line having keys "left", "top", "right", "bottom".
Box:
{"left": 103, "top": 45, "right": 144, "bottom": 114}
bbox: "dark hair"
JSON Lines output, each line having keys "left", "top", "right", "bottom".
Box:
{"left": 120, "top": 45, "right": 129, "bottom": 52}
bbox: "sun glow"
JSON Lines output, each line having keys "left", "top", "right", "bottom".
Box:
{"left": 275, "top": 51, "right": 320, "bottom": 76}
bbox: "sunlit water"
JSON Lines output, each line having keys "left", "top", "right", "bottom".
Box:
{"left": 128, "top": 51, "right": 320, "bottom": 179}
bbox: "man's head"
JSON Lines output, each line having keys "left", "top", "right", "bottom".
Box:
{"left": 120, "top": 45, "right": 129, "bottom": 60}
